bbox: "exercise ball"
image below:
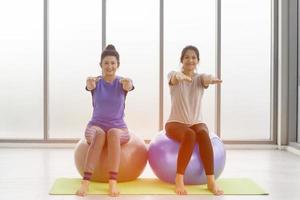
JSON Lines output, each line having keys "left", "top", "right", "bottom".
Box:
{"left": 148, "top": 131, "right": 226, "bottom": 185}
{"left": 74, "top": 133, "right": 147, "bottom": 182}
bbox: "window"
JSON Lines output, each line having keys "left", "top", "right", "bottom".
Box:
{"left": 106, "top": 0, "right": 159, "bottom": 139}
{"left": 49, "top": 0, "right": 102, "bottom": 138}
{"left": 0, "top": 0, "right": 43, "bottom": 139}
{"left": 221, "top": 0, "right": 271, "bottom": 140}
{"left": 164, "top": 0, "right": 216, "bottom": 133}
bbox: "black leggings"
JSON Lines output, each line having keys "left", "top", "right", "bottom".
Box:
{"left": 165, "top": 122, "right": 214, "bottom": 175}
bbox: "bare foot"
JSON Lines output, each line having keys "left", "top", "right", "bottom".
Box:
{"left": 207, "top": 175, "right": 224, "bottom": 195}
{"left": 109, "top": 179, "right": 120, "bottom": 197}
{"left": 175, "top": 174, "right": 187, "bottom": 195}
{"left": 76, "top": 180, "right": 89, "bottom": 196}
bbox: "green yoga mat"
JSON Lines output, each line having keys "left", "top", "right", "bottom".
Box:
{"left": 49, "top": 178, "right": 268, "bottom": 195}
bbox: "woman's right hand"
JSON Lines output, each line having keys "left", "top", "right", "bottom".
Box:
{"left": 175, "top": 72, "right": 192, "bottom": 82}
{"left": 169, "top": 71, "right": 192, "bottom": 85}
{"left": 86, "top": 76, "right": 98, "bottom": 91}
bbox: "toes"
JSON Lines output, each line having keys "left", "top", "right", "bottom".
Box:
{"left": 113, "top": 192, "right": 120, "bottom": 197}
{"left": 76, "top": 191, "right": 84, "bottom": 196}
{"left": 109, "top": 190, "right": 120, "bottom": 197}
{"left": 217, "top": 189, "right": 224, "bottom": 195}
{"left": 176, "top": 189, "right": 187, "bottom": 195}
{"left": 213, "top": 188, "right": 223, "bottom": 196}
{"left": 114, "top": 191, "right": 120, "bottom": 197}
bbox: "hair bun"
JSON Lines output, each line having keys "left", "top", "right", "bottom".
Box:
{"left": 105, "top": 44, "right": 116, "bottom": 51}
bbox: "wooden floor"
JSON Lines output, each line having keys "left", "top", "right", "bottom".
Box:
{"left": 0, "top": 148, "right": 300, "bottom": 200}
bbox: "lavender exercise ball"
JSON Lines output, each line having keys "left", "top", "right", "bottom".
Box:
{"left": 148, "top": 131, "right": 226, "bottom": 185}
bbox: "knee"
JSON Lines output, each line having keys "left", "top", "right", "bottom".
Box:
{"left": 85, "top": 126, "right": 105, "bottom": 144}
{"left": 183, "top": 130, "right": 196, "bottom": 143}
{"left": 107, "top": 128, "right": 121, "bottom": 141}
{"left": 195, "top": 129, "right": 210, "bottom": 142}
{"left": 192, "top": 123, "right": 209, "bottom": 136}
{"left": 94, "top": 127, "right": 105, "bottom": 137}
{"left": 198, "top": 128, "right": 209, "bottom": 135}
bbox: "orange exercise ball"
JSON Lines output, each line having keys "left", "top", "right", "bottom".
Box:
{"left": 74, "top": 133, "right": 147, "bottom": 182}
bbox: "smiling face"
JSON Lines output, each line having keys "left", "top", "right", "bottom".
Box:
{"left": 181, "top": 49, "right": 199, "bottom": 72}
{"left": 100, "top": 56, "right": 119, "bottom": 76}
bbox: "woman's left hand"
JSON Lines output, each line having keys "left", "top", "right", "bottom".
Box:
{"left": 120, "top": 78, "right": 133, "bottom": 91}
{"left": 210, "top": 78, "right": 222, "bottom": 84}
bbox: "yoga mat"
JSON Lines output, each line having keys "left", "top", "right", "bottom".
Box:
{"left": 49, "top": 178, "right": 268, "bottom": 195}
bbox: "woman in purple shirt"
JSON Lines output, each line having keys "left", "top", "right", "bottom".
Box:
{"left": 76, "top": 45, "right": 134, "bottom": 197}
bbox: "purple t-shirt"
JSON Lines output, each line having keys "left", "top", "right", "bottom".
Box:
{"left": 88, "top": 76, "right": 128, "bottom": 129}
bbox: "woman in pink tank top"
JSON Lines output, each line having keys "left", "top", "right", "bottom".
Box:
{"left": 165, "top": 45, "right": 223, "bottom": 195}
